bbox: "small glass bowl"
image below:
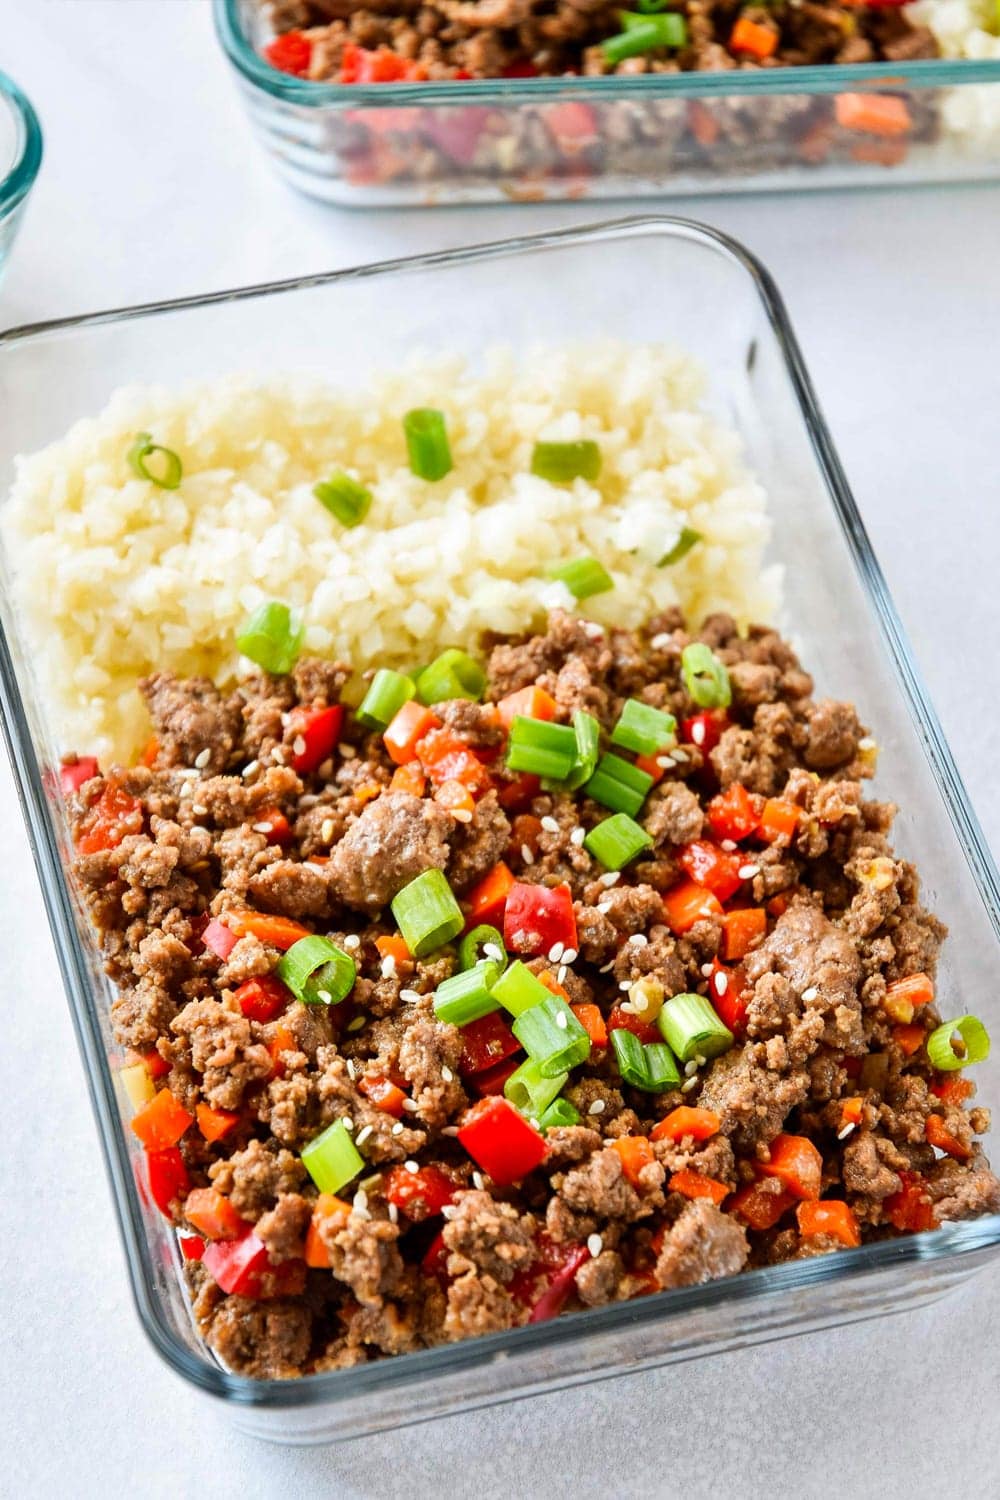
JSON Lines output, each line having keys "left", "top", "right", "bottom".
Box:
{"left": 0, "top": 70, "right": 42, "bottom": 293}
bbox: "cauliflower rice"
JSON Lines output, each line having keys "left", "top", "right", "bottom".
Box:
{"left": 2, "top": 343, "right": 779, "bottom": 761}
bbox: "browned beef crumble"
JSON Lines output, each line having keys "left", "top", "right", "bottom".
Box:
{"left": 71, "top": 610, "right": 999, "bottom": 1379}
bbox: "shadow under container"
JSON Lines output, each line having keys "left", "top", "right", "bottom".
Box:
{"left": 214, "top": 0, "right": 1000, "bottom": 205}
{"left": 0, "top": 217, "right": 999, "bottom": 1444}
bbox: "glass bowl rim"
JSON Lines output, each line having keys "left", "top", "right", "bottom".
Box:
{"left": 0, "top": 68, "right": 43, "bottom": 222}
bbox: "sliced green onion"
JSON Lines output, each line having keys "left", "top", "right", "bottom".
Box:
{"left": 275, "top": 935, "right": 356, "bottom": 1006}
{"left": 506, "top": 715, "right": 578, "bottom": 780}
{"left": 537, "top": 1096, "right": 583, "bottom": 1131}
{"left": 404, "top": 408, "right": 452, "bottom": 482}
{"left": 603, "top": 13, "right": 687, "bottom": 62}
{"left": 301, "top": 1118, "right": 364, "bottom": 1194}
{"left": 415, "top": 649, "right": 486, "bottom": 705}
{"left": 513, "top": 995, "right": 591, "bottom": 1078}
{"left": 563, "top": 710, "right": 603, "bottom": 791}
{"left": 236, "top": 600, "right": 304, "bottom": 675}
{"left": 681, "top": 643, "right": 732, "bottom": 710}
{"left": 658, "top": 526, "right": 702, "bottom": 567}
{"left": 356, "top": 668, "right": 415, "bottom": 731}
{"left": 657, "top": 992, "right": 734, "bottom": 1064}
{"left": 313, "top": 472, "right": 372, "bottom": 528}
{"left": 545, "top": 556, "right": 614, "bottom": 602}
{"left": 584, "top": 752, "right": 654, "bottom": 818}
{"left": 127, "top": 431, "right": 183, "bottom": 490}
{"left": 611, "top": 1029, "right": 681, "bottom": 1092}
{"left": 610, "top": 699, "right": 676, "bottom": 757}
{"left": 493, "top": 960, "right": 554, "bottom": 1018}
{"left": 633, "top": 0, "right": 668, "bottom": 12}
{"left": 531, "top": 440, "right": 602, "bottom": 485}
{"left": 584, "top": 813, "right": 653, "bottom": 871}
{"left": 433, "top": 959, "right": 501, "bottom": 1026}
{"left": 459, "top": 924, "right": 506, "bottom": 972}
{"left": 390, "top": 869, "right": 464, "bottom": 958}
{"left": 644, "top": 1042, "right": 682, "bottom": 1092}
{"left": 505, "top": 1057, "right": 568, "bottom": 1118}
{"left": 927, "top": 1015, "right": 991, "bottom": 1072}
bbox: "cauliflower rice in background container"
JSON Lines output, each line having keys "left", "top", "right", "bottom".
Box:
{"left": 2, "top": 343, "right": 779, "bottom": 763}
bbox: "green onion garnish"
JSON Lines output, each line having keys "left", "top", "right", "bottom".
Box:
{"left": 657, "top": 992, "right": 734, "bottom": 1064}
{"left": 681, "top": 643, "right": 732, "bottom": 710}
{"left": 644, "top": 1042, "right": 683, "bottom": 1092}
{"left": 545, "top": 556, "right": 614, "bottom": 602}
{"left": 433, "top": 958, "right": 502, "bottom": 1026}
{"left": 537, "top": 1096, "right": 583, "bottom": 1131}
{"left": 356, "top": 668, "right": 416, "bottom": 731}
{"left": 610, "top": 699, "right": 676, "bottom": 758}
{"left": 127, "top": 431, "right": 183, "bottom": 490}
{"left": 404, "top": 408, "right": 453, "bottom": 482}
{"left": 634, "top": 0, "right": 668, "bottom": 12}
{"left": 927, "top": 1015, "right": 991, "bottom": 1072}
{"left": 415, "top": 649, "right": 486, "bottom": 706}
{"left": 390, "top": 869, "right": 464, "bottom": 958}
{"left": 611, "top": 1029, "right": 681, "bottom": 1092}
{"left": 584, "top": 752, "right": 654, "bottom": 818}
{"left": 505, "top": 1057, "right": 569, "bottom": 1119}
{"left": 658, "top": 526, "right": 702, "bottom": 567}
{"left": 531, "top": 440, "right": 602, "bottom": 485}
{"left": 301, "top": 1118, "right": 364, "bottom": 1194}
{"left": 493, "top": 960, "right": 555, "bottom": 1018}
{"left": 313, "top": 472, "right": 372, "bottom": 528}
{"left": 603, "top": 13, "right": 687, "bottom": 63}
{"left": 541, "top": 710, "right": 601, "bottom": 793}
{"left": 513, "top": 994, "right": 591, "bottom": 1078}
{"left": 275, "top": 935, "right": 356, "bottom": 1006}
{"left": 459, "top": 924, "right": 507, "bottom": 972}
{"left": 236, "top": 600, "right": 305, "bottom": 675}
{"left": 584, "top": 812, "right": 653, "bottom": 871}
{"left": 506, "top": 715, "right": 578, "bottom": 781}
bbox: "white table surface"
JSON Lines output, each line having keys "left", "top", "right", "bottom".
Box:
{"left": 2, "top": 3, "right": 999, "bottom": 1495}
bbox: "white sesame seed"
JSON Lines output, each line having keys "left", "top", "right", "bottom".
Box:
{"left": 619, "top": 1001, "right": 636, "bottom": 1015}
{"left": 381, "top": 955, "right": 397, "bottom": 979}
{"left": 320, "top": 818, "right": 335, "bottom": 843}
{"left": 597, "top": 901, "right": 613, "bottom": 915}
{"left": 720, "top": 839, "right": 737, "bottom": 853}
{"left": 191, "top": 804, "right": 208, "bottom": 817}
{"left": 318, "top": 759, "right": 334, "bottom": 779}
{"left": 483, "top": 943, "right": 504, "bottom": 962}
{"left": 587, "top": 1233, "right": 604, "bottom": 1257}
{"left": 837, "top": 1123, "right": 855, "bottom": 1140}
{"left": 858, "top": 737, "right": 876, "bottom": 751}
{"left": 292, "top": 736, "right": 307, "bottom": 758}
{"left": 541, "top": 815, "right": 560, "bottom": 834}
{"left": 347, "top": 1015, "right": 366, "bottom": 1032}
{"left": 802, "top": 986, "right": 819, "bottom": 1002}
{"left": 353, "top": 1189, "right": 369, "bottom": 1211}
{"left": 599, "top": 960, "right": 615, "bottom": 973}
{"left": 562, "top": 947, "right": 578, "bottom": 964}
{"left": 454, "top": 808, "right": 475, "bottom": 824}
{"left": 353, "top": 1206, "right": 372, "bottom": 1222}
{"left": 570, "top": 827, "right": 586, "bottom": 847}
{"left": 651, "top": 633, "right": 672, "bottom": 651}
{"left": 691, "top": 722, "right": 706, "bottom": 747}
{"left": 521, "top": 844, "right": 535, "bottom": 865}
{"left": 400, "top": 988, "right": 422, "bottom": 1004}
{"left": 584, "top": 621, "right": 605, "bottom": 641}
{"left": 355, "top": 1125, "right": 374, "bottom": 1147}
{"left": 700, "top": 963, "right": 714, "bottom": 978}
{"left": 441, "top": 1125, "right": 460, "bottom": 1137}
{"left": 194, "top": 747, "right": 211, "bottom": 769}
{"left": 555, "top": 1011, "right": 568, "bottom": 1030}
{"left": 271, "top": 747, "right": 285, "bottom": 766}
{"left": 599, "top": 871, "right": 620, "bottom": 888}
{"left": 681, "top": 1075, "right": 699, "bottom": 1093}
{"left": 346, "top": 1059, "right": 357, "bottom": 1079}
{"left": 548, "top": 942, "right": 565, "bottom": 963}
{"left": 440, "top": 1204, "right": 456, "bottom": 1220}
{"left": 404, "top": 1160, "right": 420, "bottom": 1174}
{"left": 242, "top": 760, "right": 260, "bottom": 779}
{"left": 388, "top": 1202, "right": 399, "bottom": 1224}
{"left": 627, "top": 934, "right": 647, "bottom": 949}
{"left": 441, "top": 1066, "right": 454, "bottom": 1083}
{"left": 280, "top": 713, "right": 291, "bottom": 729}
{"left": 252, "top": 821, "right": 274, "bottom": 834}
{"left": 671, "top": 748, "right": 689, "bottom": 763}
{"left": 339, "top": 744, "right": 357, "bottom": 760}
{"left": 473, "top": 1171, "right": 486, "bottom": 1190}
{"left": 401, "top": 1098, "right": 420, "bottom": 1113}
{"left": 316, "top": 989, "right": 332, "bottom": 1004}
{"left": 529, "top": 1119, "right": 540, "bottom": 1132}
{"left": 341, "top": 1118, "right": 355, "bottom": 1132}
{"left": 557, "top": 965, "right": 568, "bottom": 985}
{"left": 588, "top": 1099, "right": 606, "bottom": 1115}
{"left": 342, "top": 933, "right": 361, "bottom": 951}
{"left": 179, "top": 780, "right": 192, "bottom": 799}
{"left": 619, "top": 979, "right": 633, "bottom": 992}
{"left": 695, "top": 1054, "right": 706, "bottom": 1067}
{"left": 391, "top": 1121, "right": 405, "bottom": 1135}
{"left": 299, "top": 794, "right": 319, "bottom": 809}
{"left": 684, "top": 1059, "right": 698, "bottom": 1076}
{"left": 738, "top": 864, "right": 760, "bottom": 880}
{"left": 713, "top": 972, "right": 729, "bottom": 997}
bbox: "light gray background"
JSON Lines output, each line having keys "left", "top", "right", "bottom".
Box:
{"left": 1, "top": 3, "right": 998, "bottom": 1496}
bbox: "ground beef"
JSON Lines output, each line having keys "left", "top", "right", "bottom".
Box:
{"left": 322, "top": 1211, "right": 405, "bottom": 1306}
{"left": 329, "top": 791, "right": 453, "bottom": 912}
{"left": 200, "top": 1292, "right": 313, "bottom": 1379}
{"left": 208, "top": 1139, "right": 308, "bottom": 1220}
{"left": 140, "top": 672, "right": 243, "bottom": 775}
{"left": 170, "top": 997, "right": 273, "bottom": 1110}
{"left": 442, "top": 1190, "right": 536, "bottom": 1282}
{"left": 448, "top": 789, "right": 510, "bottom": 892}
{"left": 255, "top": 1192, "right": 312, "bottom": 1261}
{"left": 643, "top": 781, "right": 704, "bottom": 847}
{"left": 655, "top": 1200, "right": 749, "bottom": 1289}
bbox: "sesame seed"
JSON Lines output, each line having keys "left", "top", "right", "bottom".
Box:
{"left": 700, "top": 963, "right": 713, "bottom": 978}
{"left": 292, "top": 736, "right": 307, "bottom": 758}
{"left": 570, "top": 827, "right": 586, "bottom": 847}
{"left": 388, "top": 1203, "right": 399, "bottom": 1224}
{"left": 619, "top": 1001, "right": 636, "bottom": 1015}
{"left": 401, "top": 1098, "right": 420, "bottom": 1113}
{"left": 738, "top": 864, "right": 760, "bottom": 880}
{"left": 194, "top": 747, "right": 211, "bottom": 769}
{"left": 271, "top": 747, "right": 285, "bottom": 766}
{"left": 695, "top": 1054, "right": 706, "bottom": 1067}
{"left": 191, "top": 804, "right": 208, "bottom": 817}
{"left": 252, "top": 822, "right": 274, "bottom": 835}
{"left": 557, "top": 965, "right": 568, "bottom": 985}
{"left": 587, "top": 1233, "right": 604, "bottom": 1257}
{"left": 341, "top": 1118, "right": 354, "bottom": 1132}
{"left": 562, "top": 947, "right": 578, "bottom": 964}
{"left": 720, "top": 839, "right": 737, "bottom": 853}
{"left": 599, "top": 871, "right": 620, "bottom": 888}
{"left": 340, "top": 744, "right": 357, "bottom": 760}
{"left": 599, "top": 960, "right": 615, "bottom": 973}
{"left": 802, "top": 986, "right": 819, "bottom": 1002}
{"left": 242, "top": 759, "right": 259, "bottom": 779}
{"left": 316, "top": 989, "right": 332, "bottom": 1004}
{"left": 597, "top": 901, "right": 613, "bottom": 915}
{"left": 347, "top": 1016, "right": 366, "bottom": 1033}
{"left": 858, "top": 737, "right": 876, "bottom": 751}
{"left": 656, "top": 755, "right": 673, "bottom": 769}
{"left": 355, "top": 1125, "right": 374, "bottom": 1147}
{"left": 342, "top": 933, "right": 361, "bottom": 951}
{"left": 837, "top": 1123, "right": 855, "bottom": 1140}
{"left": 541, "top": 815, "right": 560, "bottom": 834}
{"left": 280, "top": 713, "right": 291, "bottom": 729}
{"left": 691, "top": 722, "right": 706, "bottom": 747}
{"left": 440, "top": 1204, "right": 457, "bottom": 1221}
{"left": 353, "top": 1206, "right": 372, "bottom": 1222}
{"left": 353, "top": 1189, "right": 369, "bottom": 1211}
{"left": 473, "top": 1171, "right": 486, "bottom": 1190}
{"left": 627, "top": 935, "right": 647, "bottom": 949}
{"left": 584, "top": 621, "right": 605, "bottom": 641}
{"left": 452, "top": 808, "right": 474, "bottom": 824}
{"left": 548, "top": 942, "right": 565, "bottom": 963}
{"left": 441, "top": 1125, "right": 460, "bottom": 1137}
{"left": 346, "top": 1059, "right": 356, "bottom": 1079}
{"left": 404, "top": 1160, "right": 420, "bottom": 1174}
{"left": 619, "top": 979, "right": 633, "bottom": 992}
{"left": 299, "top": 795, "right": 318, "bottom": 810}
{"left": 555, "top": 1011, "right": 568, "bottom": 1030}
{"left": 381, "top": 955, "right": 397, "bottom": 979}
{"left": 681, "top": 1075, "right": 699, "bottom": 1093}
{"left": 441, "top": 1066, "right": 454, "bottom": 1083}
{"left": 483, "top": 943, "right": 504, "bottom": 962}
{"left": 305, "top": 862, "right": 326, "bottom": 874}
{"left": 651, "top": 633, "right": 672, "bottom": 651}
{"left": 391, "top": 1121, "right": 405, "bottom": 1135}
{"left": 320, "top": 818, "right": 335, "bottom": 843}
{"left": 588, "top": 1099, "right": 606, "bottom": 1115}
{"left": 521, "top": 844, "right": 535, "bottom": 865}
{"left": 684, "top": 1059, "right": 698, "bottom": 1077}
{"left": 400, "top": 988, "right": 421, "bottom": 1004}
{"left": 713, "top": 972, "right": 729, "bottom": 997}
{"left": 671, "top": 748, "right": 689, "bottom": 763}
{"left": 179, "top": 781, "right": 192, "bottom": 799}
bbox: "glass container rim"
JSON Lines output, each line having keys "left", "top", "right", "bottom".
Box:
{"left": 0, "top": 68, "right": 43, "bottom": 221}
{"left": 1, "top": 214, "right": 999, "bottom": 1413}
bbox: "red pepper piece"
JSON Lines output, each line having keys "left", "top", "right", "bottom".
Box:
{"left": 706, "top": 782, "right": 762, "bottom": 842}
{"left": 501, "top": 58, "right": 539, "bottom": 77}
{"left": 254, "top": 807, "right": 294, "bottom": 846}
{"left": 504, "top": 881, "right": 577, "bottom": 958}
{"left": 59, "top": 756, "right": 99, "bottom": 796}
{"left": 184, "top": 1187, "right": 247, "bottom": 1241}
{"left": 202, "top": 918, "right": 238, "bottom": 961}
{"left": 288, "top": 705, "right": 343, "bottom": 774}
{"left": 422, "top": 1230, "right": 450, "bottom": 1280}
{"left": 458, "top": 1011, "right": 521, "bottom": 1076}
{"left": 384, "top": 1164, "right": 459, "bottom": 1221}
{"left": 728, "top": 1179, "right": 796, "bottom": 1231}
{"left": 75, "top": 780, "right": 144, "bottom": 855}
{"left": 527, "top": 1243, "right": 590, "bottom": 1323}
{"left": 885, "top": 1170, "right": 938, "bottom": 1232}
{"left": 471, "top": 1055, "right": 523, "bottom": 1097}
{"left": 463, "top": 861, "right": 516, "bottom": 933}
{"left": 146, "top": 1147, "right": 191, "bottom": 1217}
{"left": 457, "top": 1097, "right": 547, "bottom": 1185}
{"left": 179, "top": 1235, "right": 205, "bottom": 1261}
{"left": 707, "top": 958, "right": 749, "bottom": 1036}
{"left": 424, "top": 106, "right": 490, "bottom": 165}
{"left": 131, "top": 1088, "right": 194, "bottom": 1150}
{"left": 202, "top": 1230, "right": 271, "bottom": 1296}
{"left": 234, "top": 974, "right": 291, "bottom": 1024}
{"left": 358, "top": 1074, "right": 407, "bottom": 1117}
{"left": 680, "top": 710, "right": 729, "bottom": 754}
{"left": 677, "top": 839, "right": 745, "bottom": 901}
{"left": 607, "top": 1004, "right": 660, "bottom": 1046}
{"left": 141, "top": 1047, "right": 170, "bottom": 1080}
{"left": 264, "top": 30, "right": 312, "bottom": 76}
{"left": 496, "top": 772, "right": 541, "bottom": 811}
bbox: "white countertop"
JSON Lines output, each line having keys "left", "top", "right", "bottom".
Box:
{"left": 2, "top": 4, "right": 999, "bottom": 1495}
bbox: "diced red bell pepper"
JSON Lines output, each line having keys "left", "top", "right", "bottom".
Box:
{"left": 504, "top": 881, "right": 577, "bottom": 958}
{"left": 288, "top": 705, "right": 343, "bottom": 775}
{"left": 264, "top": 29, "right": 312, "bottom": 76}
{"left": 496, "top": 685, "right": 557, "bottom": 731}
{"left": 202, "top": 918, "right": 238, "bottom": 961}
{"left": 179, "top": 1234, "right": 205, "bottom": 1261}
{"left": 669, "top": 1168, "right": 729, "bottom": 1206}
{"left": 677, "top": 840, "right": 745, "bottom": 902}
{"left": 75, "top": 781, "right": 144, "bottom": 855}
{"left": 543, "top": 101, "right": 598, "bottom": 150}
{"left": 384, "top": 1164, "right": 459, "bottom": 1220}
{"left": 471, "top": 1055, "right": 523, "bottom": 1097}
{"left": 757, "top": 798, "right": 800, "bottom": 844}
{"left": 458, "top": 1097, "right": 547, "bottom": 1185}
{"left": 384, "top": 702, "right": 441, "bottom": 765}
{"left": 339, "top": 42, "right": 427, "bottom": 83}
{"left": 202, "top": 1229, "right": 305, "bottom": 1299}
{"left": 497, "top": 772, "right": 541, "bottom": 811}
{"left": 418, "top": 734, "right": 492, "bottom": 794}
{"left": 424, "top": 106, "right": 490, "bottom": 165}
{"left": 708, "top": 959, "right": 749, "bottom": 1036}
{"left": 146, "top": 1147, "right": 191, "bottom": 1217}
{"left": 610, "top": 1135, "right": 655, "bottom": 1188}
{"left": 422, "top": 1229, "right": 450, "bottom": 1279}
{"left": 662, "top": 880, "right": 723, "bottom": 935}
{"left": 707, "top": 782, "right": 762, "bottom": 842}
{"left": 797, "top": 1199, "right": 861, "bottom": 1247}
{"left": 60, "top": 756, "right": 99, "bottom": 796}
{"left": 728, "top": 1179, "right": 796, "bottom": 1231}
{"left": 570, "top": 1003, "right": 608, "bottom": 1050}
{"left": 758, "top": 1133, "right": 823, "bottom": 1201}
{"left": 634, "top": 751, "right": 668, "bottom": 787}
{"left": 651, "top": 1106, "right": 722, "bottom": 1144}
{"left": 930, "top": 1076, "right": 975, "bottom": 1108}
{"left": 607, "top": 1004, "right": 660, "bottom": 1046}
{"left": 463, "top": 861, "right": 516, "bottom": 931}
{"left": 131, "top": 1088, "right": 194, "bottom": 1150}
{"left": 358, "top": 1074, "right": 408, "bottom": 1117}
{"left": 227, "top": 911, "right": 310, "bottom": 950}
{"left": 458, "top": 1011, "right": 521, "bottom": 1076}
{"left": 195, "top": 1102, "right": 240, "bottom": 1144}
{"left": 254, "top": 806, "right": 294, "bottom": 846}
{"left": 184, "top": 1187, "right": 247, "bottom": 1241}
{"left": 721, "top": 908, "right": 767, "bottom": 962}
{"left": 680, "top": 710, "right": 729, "bottom": 754}
{"left": 234, "top": 973, "right": 291, "bottom": 1024}
{"left": 501, "top": 58, "right": 539, "bottom": 77}
{"left": 925, "top": 1113, "right": 971, "bottom": 1160}
{"left": 527, "top": 1243, "right": 590, "bottom": 1323}
{"left": 304, "top": 1193, "right": 352, "bottom": 1268}
{"left": 885, "top": 1171, "right": 938, "bottom": 1232}
{"left": 141, "top": 1047, "right": 170, "bottom": 1080}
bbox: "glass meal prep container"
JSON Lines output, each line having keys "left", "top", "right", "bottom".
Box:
{"left": 213, "top": 0, "right": 1000, "bottom": 206}
{"left": 1, "top": 217, "right": 999, "bottom": 1445}
{"left": 0, "top": 69, "right": 43, "bottom": 291}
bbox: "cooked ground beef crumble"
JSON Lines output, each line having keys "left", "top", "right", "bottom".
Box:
{"left": 68, "top": 609, "right": 1000, "bottom": 1379}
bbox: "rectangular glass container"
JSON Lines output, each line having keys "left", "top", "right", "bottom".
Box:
{"left": 214, "top": 0, "right": 1000, "bottom": 206}
{"left": 0, "top": 217, "right": 998, "bottom": 1445}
